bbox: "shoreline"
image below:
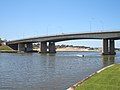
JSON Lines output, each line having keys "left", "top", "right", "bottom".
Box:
{"left": 0, "top": 50, "right": 17, "bottom": 53}
{"left": 33, "top": 47, "right": 100, "bottom": 52}
{"left": 56, "top": 50, "right": 98, "bottom": 52}
{"left": 56, "top": 47, "right": 100, "bottom": 52}
{"left": 67, "top": 64, "right": 114, "bottom": 90}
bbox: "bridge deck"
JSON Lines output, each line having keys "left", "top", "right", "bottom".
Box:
{"left": 7, "top": 31, "right": 120, "bottom": 44}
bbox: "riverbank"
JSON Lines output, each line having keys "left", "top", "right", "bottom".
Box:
{"left": 68, "top": 64, "right": 120, "bottom": 90}
{"left": 0, "top": 45, "right": 17, "bottom": 53}
{"left": 0, "top": 45, "right": 12, "bottom": 50}
{"left": 34, "top": 47, "right": 99, "bottom": 52}
{"left": 56, "top": 47, "right": 99, "bottom": 52}
{"left": 0, "top": 50, "right": 17, "bottom": 53}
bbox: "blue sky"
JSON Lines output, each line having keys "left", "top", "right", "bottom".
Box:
{"left": 0, "top": 0, "right": 120, "bottom": 47}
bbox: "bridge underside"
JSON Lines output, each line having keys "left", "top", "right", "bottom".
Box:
{"left": 8, "top": 41, "right": 56, "bottom": 53}
{"left": 8, "top": 43, "right": 33, "bottom": 52}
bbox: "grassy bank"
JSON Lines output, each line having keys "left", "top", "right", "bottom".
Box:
{"left": 0, "top": 45, "right": 17, "bottom": 53}
{"left": 0, "top": 45, "right": 13, "bottom": 50}
{"left": 75, "top": 64, "right": 120, "bottom": 90}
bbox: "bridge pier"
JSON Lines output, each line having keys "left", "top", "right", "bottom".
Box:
{"left": 102, "top": 39, "right": 116, "bottom": 55}
{"left": 18, "top": 43, "right": 26, "bottom": 52}
{"left": 102, "top": 39, "right": 109, "bottom": 55}
{"left": 109, "top": 39, "right": 116, "bottom": 55}
{"left": 40, "top": 41, "right": 56, "bottom": 53}
{"left": 26, "top": 43, "right": 33, "bottom": 52}
{"left": 41, "top": 42, "right": 47, "bottom": 53}
{"left": 49, "top": 42, "right": 56, "bottom": 53}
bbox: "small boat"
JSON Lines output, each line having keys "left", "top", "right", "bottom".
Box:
{"left": 76, "top": 54, "right": 84, "bottom": 57}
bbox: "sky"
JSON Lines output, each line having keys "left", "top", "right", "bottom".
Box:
{"left": 0, "top": 0, "right": 120, "bottom": 47}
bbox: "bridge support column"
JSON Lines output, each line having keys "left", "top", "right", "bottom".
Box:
{"left": 49, "top": 42, "right": 56, "bottom": 53}
{"left": 26, "top": 43, "right": 33, "bottom": 52}
{"left": 41, "top": 42, "right": 47, "bottom": 53}
{"left": 18, "top": 43, "right": 26, "bottom": 52}
{"left": 102, "top": 39, "right": 109, "bottom": 55}
{"left": 102, "top": 39, "right": 116, "bottom": 55}
{"left": 109, "top": 39, "right": 116, "bottom": 55}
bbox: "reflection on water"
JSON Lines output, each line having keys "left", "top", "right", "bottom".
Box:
{"left": 0, "top": 52, "right": 120, "bottom": 90}
{"left": 102, "top": 55, "right": 115, "bottom": 67}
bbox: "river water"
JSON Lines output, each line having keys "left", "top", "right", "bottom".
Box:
{"left": 0, "top": 51, "right": 120, "bottom": 90}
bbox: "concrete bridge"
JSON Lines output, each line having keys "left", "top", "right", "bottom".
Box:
{"left": 6, "top": 31, "right": 120, "bottom": 55}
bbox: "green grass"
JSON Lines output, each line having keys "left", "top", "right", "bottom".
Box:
{"left": 75, "top": 64, "right": 120, "bottom": 90}
{"left": 0, "top": 45, "right": 13, "bottom": 51}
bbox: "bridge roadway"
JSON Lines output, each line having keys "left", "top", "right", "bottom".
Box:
{"left": 6, "top": 31, "right": 120, "bottom": 55}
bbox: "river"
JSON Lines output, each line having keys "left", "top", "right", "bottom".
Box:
{"left": 0, "top": 51, "right": 120, "bottom": 90}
